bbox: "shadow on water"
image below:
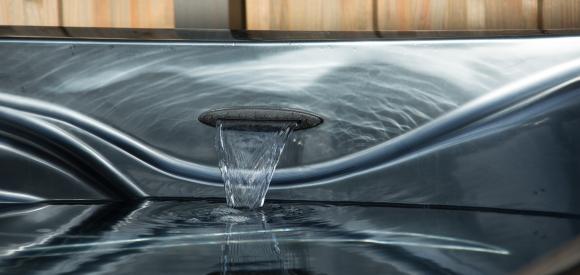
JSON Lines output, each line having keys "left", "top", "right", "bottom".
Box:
{"left": 0, "top": 200, "right": 578, "bottom": 274}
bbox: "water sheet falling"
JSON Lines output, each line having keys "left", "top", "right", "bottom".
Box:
{"left": 217, "top": 120, "right": 296, "bottom": 209}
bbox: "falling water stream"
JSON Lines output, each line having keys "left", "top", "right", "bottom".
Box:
{"left": 216, "top": 120, "right": 296, "bottom": 209}
{"left": 221, "top": 210, "right": 286, "bottom": 274}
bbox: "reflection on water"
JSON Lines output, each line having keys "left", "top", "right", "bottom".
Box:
{"left": 221, "top": 210, "right": 287, "bottom": 274}
{"left": 0, "top": 200, "right": 578, "bottom": 274}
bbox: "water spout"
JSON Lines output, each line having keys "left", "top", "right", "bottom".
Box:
{"left": 201, "top": 107, "right": 322, "bottom": 208}
{"left": 216, "top": 120, "right": 296, "bottom": 209}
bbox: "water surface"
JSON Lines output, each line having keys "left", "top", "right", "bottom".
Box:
{"left": 0, "top": 200, "right": 578, "bottom": 274}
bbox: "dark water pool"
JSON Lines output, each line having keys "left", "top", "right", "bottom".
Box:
{"left": 0, "top": 200, "right": 578, "bottom": 274}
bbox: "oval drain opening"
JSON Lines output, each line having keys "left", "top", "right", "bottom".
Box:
{"left": 198, "top": 107, "right": 323, "bottom": 130}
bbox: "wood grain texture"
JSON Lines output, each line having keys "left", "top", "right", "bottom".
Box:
{"left": 246, "top": 0, "right": 374, "bottom": 31}
{"left": 2, "top": 0, "right": 580, "bottom": 31}
{"left": 61, "top": 0, "right": 175, "bottom": 28}
{"left": 481, "top": 0, "right": 537, "bottom": 29}
{"left": 543, "top": 0, "right": 580, "bottom": 29}
{"left": 0, "top": 0, "right": 60, "bottom": 26}
{"left": 246, "top": 0, "right": 544, "bottom": 31}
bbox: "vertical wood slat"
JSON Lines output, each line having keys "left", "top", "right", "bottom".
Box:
{"left": 2, "top": 0, "right": 580, "bottom": 31}
{"left": 61, "top": 0, "right": 175, "bottom": 28}
{"left": 543, "top": 0, "right": 580, "bottom": 29}
{"left": 246, "top": 0, "right": 374, "bottom": 31}
{"left": 0, "top": 0, "right": 60, "bottom": 26}
{"left": 481, "top": 0, "right": 537, "bottom": 29}
{"left": 245, "top": 0, "right": 570, "bottom": 31}
{"left": 0, "top": 0, "right": 175, "bottom": 28}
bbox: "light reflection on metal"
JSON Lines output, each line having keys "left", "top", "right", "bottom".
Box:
{"left": 0, "top": 105, "right": 147, "bottom": 198}
{"left": 0, "top": 205, "right": 48, "bottom": 218}
{"left": 3, "top": 228, "right": 297, "bottom": 252}
{"left": 0, "top": 228, "right": 508, "bottom": 256}
{"left": 361, "top": 230, "right": 510, "bottom": 254}
{"left": 0, "top": 57, "right": 579, "bottom": 188}
{"left": 0, "top": 143, "right": 84, "bottom": 187}
{"left": 0, "top": 37, "right": 579, "bottom": 213}
{"left": 0, "top": 190, "right": 43, "bottom": 203}
{"left": 0, "top": 206, "right": 99, "bottom": 257}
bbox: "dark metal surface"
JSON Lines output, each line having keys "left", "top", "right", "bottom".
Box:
{"left": 0, "top": 201, "right": 578, "bottom": 274}
{"left": 0, "top": 35, "right": 579, "bottom": 215}
{"left": 268, "top": 81, "right": 580, "bottom": 214}
{"left": 0, "top": 135, "right": 107, "bottom": 202}
{"left": 0, "top": 106, "right": 146, "bottom": 200}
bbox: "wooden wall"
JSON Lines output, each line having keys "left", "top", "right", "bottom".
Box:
{"left": 375, "top": 0, "right": 538, "bottom": 30}
{"left": 246, "top": 0, "right": 580, "bottom": 31}
{"left": 0, "top": 0, "right": 59, "bottom": 26}
{"left": 543, "top": 0, "right": 580, "bottom": 29}
{"left": 1, "top": 0, "right": 580, "bottom": 31}
{"left": 61, "top": 0, "right": 174, "bottom": 28}
{"left": 245, "top": 0, "right": 376, "bottom": 31}
{"left": 0, "top": 0, "right": 175, "bottom": 28}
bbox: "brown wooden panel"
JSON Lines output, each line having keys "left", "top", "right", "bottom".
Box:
{"left": 376, "top": 0, "right": 537, "bottom": 31}
{"left": 3, "top": 0, "right": 580, "bottom": 32}
{"left": 61, "top": 0, "right": 175, "bottom": 28}
{"left": 0, "top": 0, "right": 60, "bottom": 26}
{"left": 246, "top": 0, "right": 374, "bottom": 31}
{"left": 246, "top": 0, "right": 544, "bottom": 31}
{"left": 481, "top": 0, "right": 537, "bottom": 29}
{"left": 377, "top": 0, "right": 442, "bottom": 30}
{"left": 543, "top": 0, "right": 580, "bottom": 29}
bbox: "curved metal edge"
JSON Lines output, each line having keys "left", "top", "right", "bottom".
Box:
{"left": 0, "top": 134, "right": 111, "bottom": 200}
{"left": 271, "top": 58, "right": 580, "bottom": 185}
{"left": 198, "top": 107, "right": 323, "bottom": 130}
{"left": 0, "top": 190, "right": 43, "bottom": 203}
{"left": 0, "top": 59, "right": 579, "bottom": 188}
{"left": 0, "top": 107, "right": 147, "bottom": 199}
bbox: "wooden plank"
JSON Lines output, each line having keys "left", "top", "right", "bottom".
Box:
{"left": 543, "top": 0, "right": 580, "bottom": 29}
{"left": 246, "top": 0, "right": 374, "bottom": 31}
{"left": 246, "top": 0, "right": 273, "bottom": 30}
{"left": 2, "top": 0, "right": 580, "bottom": 31}
{"left": 377, "top": 0, "right": 449, "bottom": 30}
{"left": 0, "top": 0, "right": 60, "bottom": 26}
{"left": 246, "top": 0, "right": 545, "bottom": 31}
{"left": 61, "top": 0, "right": 175, "bottom": 28}
{"left": 340, "top": 0, "right": 374, "bottom": 30}
{"left": 377, "top": 0, "right": 537, "bottom": 30}
{"left": 466, "top": 0, "right": 485, "bottom": 29}
{"left": 482, "top": 0, "right": 537, "bottom": 29}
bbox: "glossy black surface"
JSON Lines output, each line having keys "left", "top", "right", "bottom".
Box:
{"left": 0, "top": 34, "right": 580, "bottom": 215}
{"left": 269, "top": 80, "right": 580, "bottom": 214}
{"left": 0, "top": 200, "right": 578, "bottom": 274}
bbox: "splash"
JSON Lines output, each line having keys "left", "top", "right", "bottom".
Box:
{"left": 216, "top": 120, "right": 295, "bottom": 209}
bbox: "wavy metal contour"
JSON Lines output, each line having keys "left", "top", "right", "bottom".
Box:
{"left": 0, "top": 59, "right": 578, "bottom": 188}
